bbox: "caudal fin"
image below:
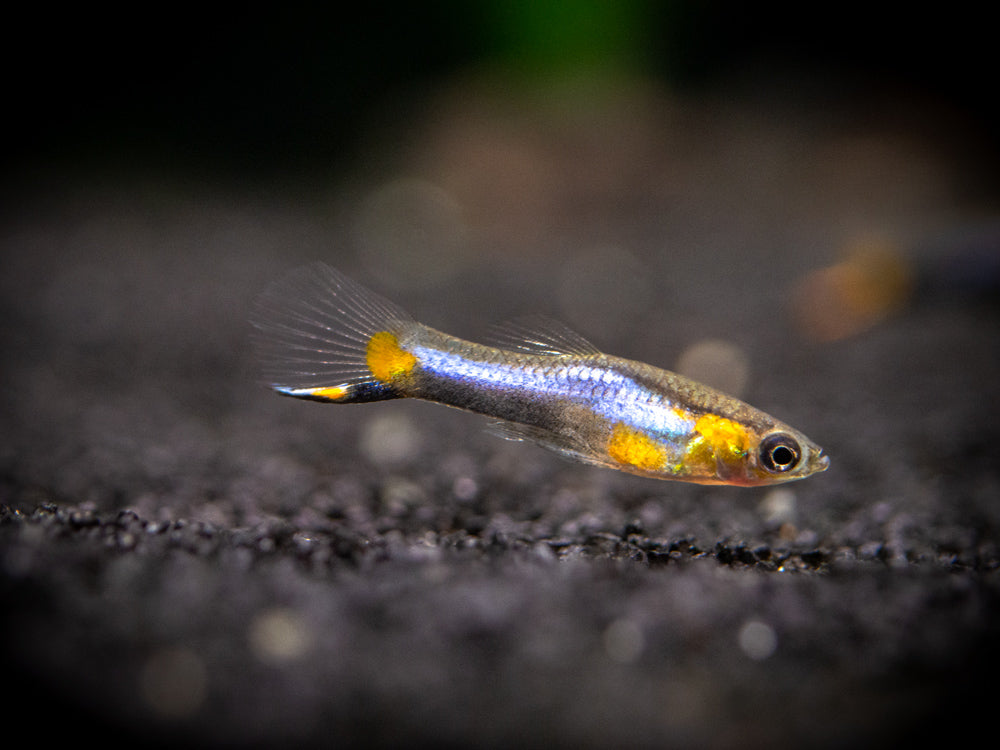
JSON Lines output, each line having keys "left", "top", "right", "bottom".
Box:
{"left": 250, "top": 263, "right": 416, "bottom": 403}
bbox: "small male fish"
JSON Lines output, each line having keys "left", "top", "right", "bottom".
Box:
{"left": 251, "top": 263, "right": 829, "bottom": 486}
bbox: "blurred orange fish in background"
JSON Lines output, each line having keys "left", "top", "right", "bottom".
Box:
{"left": 791, "top": 236, "right": 915, "bottom": 342}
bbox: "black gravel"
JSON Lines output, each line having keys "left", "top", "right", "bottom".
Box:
{"left": 2, "top": 84, "right": 999, "bottom": 748}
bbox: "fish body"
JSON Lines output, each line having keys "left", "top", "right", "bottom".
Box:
{"left": 252, "top": 263, "right": 829, "bottom": 486}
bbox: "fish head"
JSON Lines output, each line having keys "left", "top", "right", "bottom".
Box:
{"left": 673, "top": 412, "right": 829, "bottom": 486}
{"left": 741, "top": 427, "right": 829, "bottom": 485}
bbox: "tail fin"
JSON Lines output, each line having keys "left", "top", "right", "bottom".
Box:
{"left": 250, "top": 263, "right": 416, "bottom": 403}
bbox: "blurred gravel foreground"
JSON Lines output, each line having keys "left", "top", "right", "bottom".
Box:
{"left": 2, "top": 10, "right": 1000, "bottom": 748}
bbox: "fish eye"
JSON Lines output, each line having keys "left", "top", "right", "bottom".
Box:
{"left": 759, "top": 433, "right": 801, "bottom": 473}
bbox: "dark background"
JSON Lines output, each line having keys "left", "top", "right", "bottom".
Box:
{"left": 2, "top": 3, "right": 998, "bottom": 747}
{"left": 4, "top": 3, "right": 997, "bottom": 185}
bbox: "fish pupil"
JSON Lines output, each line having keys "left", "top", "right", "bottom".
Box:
{"left": 771, "top": 446, "right": 795, "bottom": 467}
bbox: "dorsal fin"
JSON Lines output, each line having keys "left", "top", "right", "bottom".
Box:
{"left": 484, "top": 314, "right": 601, "bottom": 357}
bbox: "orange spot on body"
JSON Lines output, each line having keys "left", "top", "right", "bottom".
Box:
{"left": 681, "top": 413, "right": 750, "bottom": 476}
{"left": 607, "top": 423, "right": 668, "bottom": 472}
{"left": 695, "top": 414, "right": 750, "bottom": 457}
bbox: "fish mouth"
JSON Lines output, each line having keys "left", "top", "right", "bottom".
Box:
{"left": 812, "top": 449, "right": 830, "bottom": 473}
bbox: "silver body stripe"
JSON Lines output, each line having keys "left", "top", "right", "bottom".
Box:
{"left": 412, "top": 346, "right": 692, "bottom": 440}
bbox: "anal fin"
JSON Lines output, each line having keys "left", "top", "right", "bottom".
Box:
{"left": 486, "top": 419, "right": 605, "bottom": 468}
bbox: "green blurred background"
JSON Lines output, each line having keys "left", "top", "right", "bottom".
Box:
{"left": 4, "top": 2, "right": 995, "bottom": 187}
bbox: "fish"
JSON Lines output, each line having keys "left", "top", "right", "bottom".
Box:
{"left": 251, "top": 263, "right": 829, "bottom": 486}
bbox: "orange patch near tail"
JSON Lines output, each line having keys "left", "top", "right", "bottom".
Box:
{"left": 366, "top": 331, "right": 417, "bottom": 383}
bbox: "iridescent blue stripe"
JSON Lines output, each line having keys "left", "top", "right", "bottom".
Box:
{"left": 413, "top": 346, "right": 691, "bottom": 439}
